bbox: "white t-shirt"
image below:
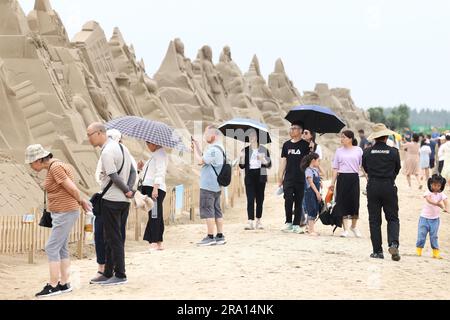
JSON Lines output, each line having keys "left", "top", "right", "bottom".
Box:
{"left": 142, "top": 148, "right": 168, "bottom": 192}
{"left": 249, "top": 148, "right": 262, "bottom": 169}
{"left": 422, "top": 191, "right": 447, "bottom": 219}
{"left": 438, "top": 141, "right": 450, "bottom": 160}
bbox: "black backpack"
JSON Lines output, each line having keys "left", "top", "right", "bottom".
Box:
{"left": 319, "top": 202, "right": 343, "bottom": 234}
{"left": 211, "top": 146, "right": 232, "bottom": 187}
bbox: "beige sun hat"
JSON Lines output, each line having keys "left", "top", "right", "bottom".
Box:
{"left": 25, "top": 144, "right": 51, "bottom": 164}
{"left": 367, "top": 123, "right": 396, "bottom": 141}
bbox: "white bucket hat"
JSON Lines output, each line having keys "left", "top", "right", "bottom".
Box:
{"left": 25, "top": 144, "right": 51, "bottom": 164}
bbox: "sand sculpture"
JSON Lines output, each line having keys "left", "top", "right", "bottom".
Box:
{"left": 0, "top": 0, "right": 373, "bottom": 216}
{"left": 198, "top": 45, "right": 235, "bottom": 122}
{"left": 244, "top": 55, "right": 289, "bottom": 135}
{"left": 216, "top": 46, "right": 263, "bottom": 121}
{"left": 268, "top": 59, "right": 303, "bottom": 113}
{"left": 154, "top": 38, "right": 217, "bottom": 131}
{"left": 303, "top": 83, "right": 372, "bottom": 133}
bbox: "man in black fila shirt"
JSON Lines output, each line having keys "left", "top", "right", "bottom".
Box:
{"left": 362, "top": 124, "right": 402, "bottom": 262}
{"left": 278, "top": 121, "right": 311, "bottom": 234}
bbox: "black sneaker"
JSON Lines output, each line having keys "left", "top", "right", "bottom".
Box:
{"left": 35, "top": 284, "right": 62, "bottom": 298}
{"left": 389, "top": 246, "right": 401, "bottom": 262}
{"left": 58, "top": 282, "right": 73, "bottom": 294}
{"left": 370, "top": 252, "right": 384, "bottom": 259}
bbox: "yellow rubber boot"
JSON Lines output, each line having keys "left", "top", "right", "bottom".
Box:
{"left": 416, "top": 248, "right": 423, "bottom": 257}
{"left": 432, "top": 249, "right": 443, "bottom": 260}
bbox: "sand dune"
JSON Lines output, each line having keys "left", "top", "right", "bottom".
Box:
{"left": 0, "top": 174, "right": 449, "bottom": 300}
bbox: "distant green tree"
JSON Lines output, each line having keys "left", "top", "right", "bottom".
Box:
{"left": 367, "top": 105, "right": 450, "bottom": 132}
{"left": 410, "top": 108, "right": 450, "bottom": 129}
{"left": 368, "top": 107, "right": 386, "bottom": 124}
{"left": 382, "top": 104, "right": 410, "bottom": 130}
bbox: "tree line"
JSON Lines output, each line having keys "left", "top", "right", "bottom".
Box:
{"left": 367, "top": 105, "right": 450, "bottom": 133}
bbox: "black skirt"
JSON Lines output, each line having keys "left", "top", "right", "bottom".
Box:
{"left": 335, "top": 173, "right": 360, "bottom": 219}
{"left": 141, "top": 186, "right": 166, "bottom": 243}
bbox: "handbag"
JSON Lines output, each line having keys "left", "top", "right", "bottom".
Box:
{"left": 137, "top": 160, "right": 150, "bottom": 193}
{"left": 91, "top": 144, "right": 125, "bottom": 217}
{"left": 39, "top": 191, "right": 53, "bottom": 228}
{"left": 39, "top": 161, "right": 62, "bottom": 229}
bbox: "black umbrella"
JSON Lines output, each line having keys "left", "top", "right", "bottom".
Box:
{"left": 218, "top": 118, "right": 272, "bottom": 144}
{"left": 285, "top": 105, "right": 346, "bottom": 134}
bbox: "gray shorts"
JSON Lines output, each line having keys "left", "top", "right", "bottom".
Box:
{"left": 46, "top": 211, "right": 79, "bottom": 262}
{"left": 199, "top": 189, "right": 223, "bottom": 220}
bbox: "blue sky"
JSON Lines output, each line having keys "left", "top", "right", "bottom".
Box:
{"left": 19, "top": 0, "right": 450, "bottom": 110}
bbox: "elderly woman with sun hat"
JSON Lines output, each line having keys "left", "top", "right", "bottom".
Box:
{"left": 25, "top": 144, "right": 91, "bottom": 298}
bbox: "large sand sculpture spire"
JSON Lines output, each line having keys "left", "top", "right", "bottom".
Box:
{"left": 27, "top": 0, "right": 69, "bottom": 46}
{"left": 244, "top": 54, "right": 288, "bottom": 133}
{"left": 0, "top": 0, "right": 31, "bottom": 35}
{"left": 154, "top": 38, "right": 217, "bottom": 131}
{"left": 268, "top": 58, "right": 303, "bottom": 112}
{"left": 34, "top": 0, "right": 52, "bottom": 11}
{"left": 216, "top": 46, "right": 263, "bottom": 121}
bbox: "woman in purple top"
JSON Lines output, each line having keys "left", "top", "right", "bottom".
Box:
{"left": 330, "top": 130, "right": 363, "bottom": 238}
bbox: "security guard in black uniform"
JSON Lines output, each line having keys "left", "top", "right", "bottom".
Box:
{"left": 362, "top": 124, "right": 402, "bottom": 261}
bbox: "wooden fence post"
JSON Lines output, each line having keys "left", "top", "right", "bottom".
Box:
{"left": 28, "top": 208, "right": 36, "bottom": 264}
{"left": 77, "top": 208, "right": 84, "bottom": 260}
{"left": 230, "top": 169, "right": 236, "bottom": 208}
{"left": 134, "top": 204, "right": 140, "bottom": 241}
{"left": 189, "top": 186, "right": 195, "bottom": 221}
{"left": 221, "top": 187, "right": 226, "bottom": 214}
{"left": 171, "top": 187, "right": 176, "bottom": 224}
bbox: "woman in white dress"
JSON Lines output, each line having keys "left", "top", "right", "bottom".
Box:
{"left": 419, "top": 139, "right": 432, "bottom": 184}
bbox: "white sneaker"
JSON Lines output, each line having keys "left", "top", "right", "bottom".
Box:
{"left": 340, "top": 230, "right": 349, "bottom": 238}
{"left": 282, "top": 223, "right": 293, "bottom": 233}
{"left": 292, "top": 225, "right": 305, "bottom": 234}
{"left": 255, "top": 221, "right": 264, "bottom": 230}
{"left": 245, "top": 221, "right": 255, "bottom": 230}
{"left": 350, "top": 227, "right": 362, "bottom": 238}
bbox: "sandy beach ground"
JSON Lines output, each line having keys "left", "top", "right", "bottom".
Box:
{"left": 0, "top": 174, "right": 449, "bottom": 300}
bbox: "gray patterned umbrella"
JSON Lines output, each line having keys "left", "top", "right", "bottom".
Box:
{"left": 105, "top": 116, "right": 188, "bottom": 151}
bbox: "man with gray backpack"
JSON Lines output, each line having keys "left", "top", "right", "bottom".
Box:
{"left": 192, "top": 125, "right": 231, "bottom": 246}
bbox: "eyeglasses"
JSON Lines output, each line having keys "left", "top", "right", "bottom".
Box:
{"left": 87, "top": 131, "right": 99, "bottom": 138}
